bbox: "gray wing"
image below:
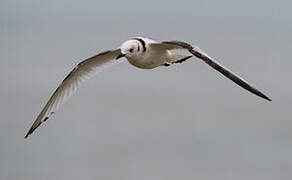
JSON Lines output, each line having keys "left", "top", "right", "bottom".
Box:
{"left": 25, "top": 49, "right": 122, "bottom": 138}
{"left": 151, "top": 41, "right": 271, "bottom": 101}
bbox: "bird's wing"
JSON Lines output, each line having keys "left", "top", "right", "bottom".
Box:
{"left": 25, "top": 49, "right": 122, "bottom": 138}
{"left": 150, "top": 41, "right": 271, "bottom": 101}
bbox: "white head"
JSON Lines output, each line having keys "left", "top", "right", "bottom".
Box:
{"left": 116, "top": 40, "right": 141, "bottom": 59}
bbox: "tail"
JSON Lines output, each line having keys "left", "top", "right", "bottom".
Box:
{"left": 166, "top": 50, "right": 193, "bottom": 64}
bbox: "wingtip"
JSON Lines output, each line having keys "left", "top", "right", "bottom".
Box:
{"left": 258, "top": 94, "right": 272, "bottom": 101}
{"left": 258, "top": 92, "right": 272, "bottom": 102}
{"left": 24, "top": 121, "right": 42, "bottom": 139}
{"left": 266, "top": 97, "right": 272, "bottom": 102}
{"left": 24, "top": 131, "right": 31, "bottom": 139}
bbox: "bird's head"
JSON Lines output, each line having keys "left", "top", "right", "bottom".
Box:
{"left": 116, "top": 40, "right": 140, "bottom": 59}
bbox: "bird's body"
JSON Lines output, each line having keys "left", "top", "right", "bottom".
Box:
{"left": 120, "top": 37, "right": 169, "bottom": 69}
{"left": 24, "top": 36, "right": 271, "bottom": 138}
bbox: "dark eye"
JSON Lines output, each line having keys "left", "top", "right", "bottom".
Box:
{"left": 129, "top": 48, "right": 134, "bottom": 52}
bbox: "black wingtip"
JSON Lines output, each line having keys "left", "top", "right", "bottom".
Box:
{"left": 24, "top": 128, "right": 33, "bottom": 139}
{"left": 24, "top": 132, "right": 30, "bottom": 139}
{"left": 24, "top": 119, "right": 45, "bottom": 139}
{"left": 265, "top": 96, "right": 272, "bottom": 101}
{"left": 252, "top": 88, "right": 272, "bottom": 102}
{"left": 260, "top": 94, "right": 272, "bottom": 101}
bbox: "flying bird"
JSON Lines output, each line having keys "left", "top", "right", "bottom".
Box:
{"left": 24, "top": 37, "right": 271, "bottom": 138}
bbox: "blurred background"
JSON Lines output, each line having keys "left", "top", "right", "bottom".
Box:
{"left": 0, "top": 0, "right": 291, "bottom": 179}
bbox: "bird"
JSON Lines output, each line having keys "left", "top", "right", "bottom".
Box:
{"left": 24, "top": 37, "right": 271, "bottom": 138}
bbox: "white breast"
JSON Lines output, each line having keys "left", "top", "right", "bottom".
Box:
{"left": 127, "top": 49, "right": 167, "bottom": 69}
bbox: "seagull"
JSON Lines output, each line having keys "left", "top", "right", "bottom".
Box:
{"left": 24, "top": 37, "right": 271, "bottom": 138}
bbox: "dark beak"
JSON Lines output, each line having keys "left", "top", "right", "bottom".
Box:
{"left": 116, "top": 53, "right": 125, "bottom": 60}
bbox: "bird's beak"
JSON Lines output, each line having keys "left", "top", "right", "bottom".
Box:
{"left": 116, "top": 53, "right": 125, "bottom": 60}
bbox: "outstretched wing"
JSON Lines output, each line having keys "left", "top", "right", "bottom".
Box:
{"left": 151, "top": 40, "right": 271, "bottom": 101}
{"left": 25, "top": 49, "right": 122, "bottom": 138}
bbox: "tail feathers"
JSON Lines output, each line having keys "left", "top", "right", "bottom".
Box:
{"left": 166, "top": 51, "right": 193, "bottom": 64}
{"left": 172, "top": 56, "right": 192, "bottom": 64}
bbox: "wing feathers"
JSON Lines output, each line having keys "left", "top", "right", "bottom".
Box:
{"left": 25, "top": 49, "right": 121, "bottom": 138}
{"left": 160, "top": 41, "right": 271, "bottom": 101}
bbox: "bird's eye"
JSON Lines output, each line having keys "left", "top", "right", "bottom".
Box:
{"left": 129, "top": 48, "right": 134, "bottom": 52}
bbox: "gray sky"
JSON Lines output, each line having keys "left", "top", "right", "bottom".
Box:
{"left": 0, "top": 0, "right": 291, "bottom": 180}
